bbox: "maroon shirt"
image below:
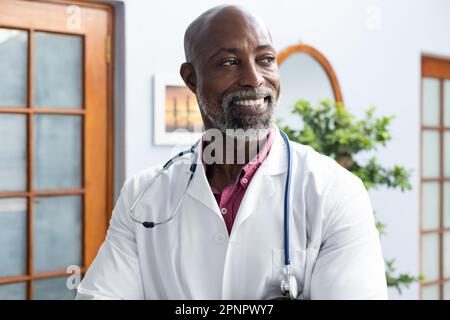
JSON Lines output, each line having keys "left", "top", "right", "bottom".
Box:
{"left": 202, "top": 127, "right": 275, "bottom": 235}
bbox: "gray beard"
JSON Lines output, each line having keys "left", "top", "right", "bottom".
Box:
{"left": 196, "top": 87, "right": 277, "bottom": 141}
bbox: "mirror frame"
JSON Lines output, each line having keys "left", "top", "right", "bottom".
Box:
{"left": 277, "top": 44, "right": 344, "bottom": 104}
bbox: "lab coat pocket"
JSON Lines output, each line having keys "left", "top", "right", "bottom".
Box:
{"left": 271, "top": 248, "right": 306, "bottom": 295}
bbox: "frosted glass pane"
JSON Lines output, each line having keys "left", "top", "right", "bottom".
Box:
{"left": 445, "top": 232, "right": 450, "bottom": 279}
{"left": 0, "top": 282, "right": 27, "bottom": 300}
{"left": 422, "top": 233, "right": 440, "bottom": 282}
{"left": 33, "top": 277, "right": 76, "bottom": 300}
{"left": 445, "top": 132, "right": 450, "bottom": 177}
{"left": 0, "top": 198, "right": 27, "bottom": 277}
{"left": 33, "top": 32, "right": 82, "bottom": 108}
{"left": 33, "top": 115, "right": 82, "bottom": 190}
{"left": 422, "top": 78, "right": 440, "bottom": 127}
{"left": 0, "top": 28, "right": 27, "bottom": 107}
{"left": 445, "top": 282, "right": 450, "bottom": 300}
{"left": 422, "top": 130, "right": 440, "bottom": 178}
{"left": 0, "top": 114, "right": 27, "bottom": 191}
{"left": 422, "top": 183, "right": 440, "bottom": 230}
{"left": 422, "top": 285, "right": 440, "bottom": 300}
{"left": 445, "top": 183, "right": 450, "bottom": 228}
{"left": 33, "top": 196, "right": 82, "bottom": 273}
{"left": 445, "top": 80, "right": 450, "bottom": 127}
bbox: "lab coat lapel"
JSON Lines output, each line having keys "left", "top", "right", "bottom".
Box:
{"left": 186, "top": 142, "right": 222, "bottom": 217}
{"left": 231, "top": 128, "right": 288, "bottom": 237}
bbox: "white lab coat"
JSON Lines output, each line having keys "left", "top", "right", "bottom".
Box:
{"left": 76, "top": 128, "right": 388, "bottom": 300}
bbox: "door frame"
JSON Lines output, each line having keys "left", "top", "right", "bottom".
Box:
{"left": 419, "top": 53, "right": 450, "bottom": 300}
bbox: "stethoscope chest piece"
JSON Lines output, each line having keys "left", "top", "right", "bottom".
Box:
{"left": 281, "top": 272, "right": 298, "bottom": 300}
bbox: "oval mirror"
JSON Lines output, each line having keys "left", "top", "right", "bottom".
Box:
{"left": 275, "top": 44, "right": 343, "bottom": 131}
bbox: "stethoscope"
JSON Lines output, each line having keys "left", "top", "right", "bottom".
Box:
{"left": 129, "top": 129, "right": 298, "bottom": 300}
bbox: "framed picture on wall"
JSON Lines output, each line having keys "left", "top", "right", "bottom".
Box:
{"left": 153, "top": 74, "right": 204, "bottom": 145}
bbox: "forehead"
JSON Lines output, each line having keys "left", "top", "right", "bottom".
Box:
{"left": 193, "top": 11, "right": 273, "bottom": 61}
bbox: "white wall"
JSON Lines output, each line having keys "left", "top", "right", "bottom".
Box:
{"left": 124, "top": 0, "right": 450, "bottom": 299}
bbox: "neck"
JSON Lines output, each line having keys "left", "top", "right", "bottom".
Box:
{"left": 203, "top": 130, "right": 269, "bottom": 192}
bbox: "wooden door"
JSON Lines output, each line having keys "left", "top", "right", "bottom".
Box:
{"left": 0, "top": 0, "right": 114, "bottom": 299}
{"left": 420, "top": 55, "right": 450, "bottom": 300}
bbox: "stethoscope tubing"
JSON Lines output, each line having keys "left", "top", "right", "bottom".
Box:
{"left": 279, "top": 130, "right": 292, "bottom": 267}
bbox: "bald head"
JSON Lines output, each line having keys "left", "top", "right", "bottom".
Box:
{"left": 183, "top": 5, "right": 272, "bottom": 65}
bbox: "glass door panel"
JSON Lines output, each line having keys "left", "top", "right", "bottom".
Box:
{"left": 0, "top": 28, "right": 28, "bottom": 108}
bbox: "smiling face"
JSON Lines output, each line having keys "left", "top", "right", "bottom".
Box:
{"left": 180, "top": 5, "right": 281, "bottom": 140}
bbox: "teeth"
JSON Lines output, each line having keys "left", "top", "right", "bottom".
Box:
{"left": 234, "top": 98, "right": 265, "bottom": 107}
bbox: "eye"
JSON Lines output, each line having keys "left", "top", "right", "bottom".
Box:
{"left": 260, "top": 56, "right": 276, "bottom": 64}
{"left": 220, "top": 59, "right": 239, "bottom": 66}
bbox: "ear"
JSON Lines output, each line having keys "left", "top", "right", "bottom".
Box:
{"left": 276, "top": 86, "right": 281, "bottom": 102}
{"left": 180, "top": 62, "right": 197, "bottom": 94}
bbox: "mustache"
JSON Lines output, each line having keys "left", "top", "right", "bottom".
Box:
{"left": 222, "top": 87, "right": 277, "bottom": 105}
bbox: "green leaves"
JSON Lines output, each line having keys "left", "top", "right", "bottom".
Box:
{"left": 385, "top": 259, "right": 425, "bottom": 294}
{"left": 278, "top": 99, "right": 412, "bottom": 191}
{"left": 351, "top": 158, "right": 412, "bottom": 191}
{"left": 283, "top": 99, "right": 396, "bottom": 159}
{"left": 278, "top": 99, "right": 416, "bottom": 294}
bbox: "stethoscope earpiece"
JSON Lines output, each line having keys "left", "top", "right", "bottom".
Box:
{"left": 142, "top": 221, "right": 155, "bottom": 228}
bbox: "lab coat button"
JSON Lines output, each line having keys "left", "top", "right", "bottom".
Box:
{"left": 214, "top": 233, "right": 226, "bottom": 245}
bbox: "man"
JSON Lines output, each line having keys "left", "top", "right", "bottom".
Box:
{"left": 76, "top": 5, "right": 388, "bottom": 300}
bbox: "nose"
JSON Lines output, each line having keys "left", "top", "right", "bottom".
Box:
{"left": 238, "top": 61, "right": 264, "bottom": 88}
